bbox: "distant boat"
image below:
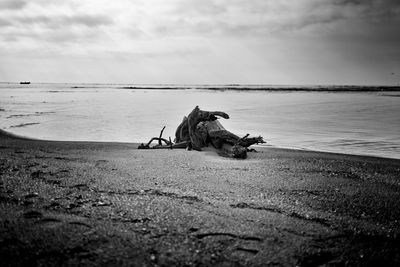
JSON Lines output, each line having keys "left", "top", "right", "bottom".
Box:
{"left": 20, "top": 81, "right": 31, "bottom": 84}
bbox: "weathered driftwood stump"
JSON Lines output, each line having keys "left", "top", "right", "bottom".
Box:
{"left": 139, "top": 106, "right": 265, "bottom": 159}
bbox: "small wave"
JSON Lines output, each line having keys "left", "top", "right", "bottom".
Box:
{"left": 7, "top": 114, "right": 30, "bottom": 118}
{"left": 114, "top": 85, "right": 400, "bottom": 92}
{"left": 6, "top": 111, "right": 55, "bottom": 119}
{"left": 10, "top": 122, "right": 40, "bottom": 128}
{"left": 0, "top": 108, "right": 5, "bottom": 112}
{"left": 44, "top": 90, "right": 96, "bottom": 93}
{"left": 35, "top": 111, "right": 55, "bottom": 115}
{"left": 71, "top": 86, "right": 98, "bottom": 89}
{"left": 380, "top": 93, "right": 400, "bottom": 97}
{"left": 118, "top": 86, "right": 189, "bottom": 90}
{"left": 333, "top": 139, "right": 398, "bottom": 148}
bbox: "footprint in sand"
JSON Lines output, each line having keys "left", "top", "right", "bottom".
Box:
{"left": 23, "top": 210, "right": 43, "bottom": 219}
{"left": 35, "top": 217, "right": 63, "bottom": 228}
{"left": 24, "top": 192, "right": 39, "bottom": 199}
{"left": 68, "top": 221, "right": 92, "bottom": 228}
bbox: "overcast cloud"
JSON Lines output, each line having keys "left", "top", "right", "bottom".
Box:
{"left": 0, "top": 0, "right": 399, "bottom": 84}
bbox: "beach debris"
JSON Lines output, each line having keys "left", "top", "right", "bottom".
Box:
{"left": 24, "top": 192, "right": 39, "bottom": 199}
{"left": 92, "top": 200, "right": 112, "bottom": 207}
{"left": 139, "top": 106, "right": 265, "bottom": 158}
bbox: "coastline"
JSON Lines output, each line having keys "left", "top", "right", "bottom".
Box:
{"left": 1, "top": 129, "right": 399, "bottom": 266}
{"left": 2, "top": 129, "right": 399, "bottom": 161}
{"left": 117, "top": 85, "right": 400, "bottom": 92}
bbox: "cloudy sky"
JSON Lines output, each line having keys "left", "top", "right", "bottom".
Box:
{"left": 0, "top": 0, "right": 399, "bottom": 85}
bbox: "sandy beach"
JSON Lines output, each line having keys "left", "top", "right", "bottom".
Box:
{"left": 1, "top": 129, "right": 399, "bottom": 266}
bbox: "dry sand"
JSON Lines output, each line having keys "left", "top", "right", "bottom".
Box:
{"left": 1, "top": 129, "right": 400, "bottom": 266}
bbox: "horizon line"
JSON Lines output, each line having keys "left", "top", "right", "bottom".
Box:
{"left": 1, "top": 81, "right": 400, "bottom": 87}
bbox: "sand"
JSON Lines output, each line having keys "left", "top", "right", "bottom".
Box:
{"left": 1, "top": 129, "right": 400, "bottom": 266}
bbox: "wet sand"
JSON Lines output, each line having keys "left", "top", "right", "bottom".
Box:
{"left": 1, "top": 129, "right": 400, "bottom": 266}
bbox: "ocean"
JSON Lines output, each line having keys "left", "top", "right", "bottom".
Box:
{"left": 1, "top": 83, "right": 399, "bottom": 159}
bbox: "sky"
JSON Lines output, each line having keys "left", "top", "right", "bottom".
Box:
{"left": 0, "top": 0, "right": 399, "bottom": 85}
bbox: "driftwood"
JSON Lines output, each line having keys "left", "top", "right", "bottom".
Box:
{"left": 138, "top": 106, "right": 265, "bottom": 158}
{"left": 137, "top": 127, "right": 176, "bottom": 150}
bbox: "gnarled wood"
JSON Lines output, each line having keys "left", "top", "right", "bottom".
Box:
{"left": 140, "top": 106, "right": 265, "bottom": 158}
{"left": 175, "top": 106, "right": 229, "bottom": 150}
{"left": 198, "top": 120, "right": 264, "bottom": 158}
{"left": 138, "top": 126, "right": 172, "bottom": 149}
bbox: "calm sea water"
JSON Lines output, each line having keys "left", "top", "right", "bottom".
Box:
{"left": 1, "top": 83, "right": 399, "bottom": 159}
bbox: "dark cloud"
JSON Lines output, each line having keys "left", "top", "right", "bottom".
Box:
{"left": 332, "top": 0, "right": 400, "bottom": 18}
{"left": 295, "top": 14, "right": 345, "bottom": 31}
{"left": 0, "top": 14, "right": 113, "bottom": 35}
{"left": 67, "top": 15, "right": 113, "bottom": 27}
{"left": 0, "top": 0, "right": 27, "bottom": 10}
{"left": 153, "top": 0, "right": 400, "bottom": 43}
{"left": 0, "top": 13, "right": 113, "bottom": 44}
{"left": 278, "top": 0, "right": 400, "bottom": 37}
{"left": 14, "top": 14, "right": 113, "bottom": 28}
{"left": 0, "top": 17, "right": 12, "bottom": 27}
{"left": 332, "top": 0, "right": 396, "bottom": 6}
{"left": 333, "top": 0, "right": 363, "bottom": 5}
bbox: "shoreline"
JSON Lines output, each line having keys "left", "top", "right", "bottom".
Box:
{"left": 1, "top": 128, "right": 399, "bottom": 266}
{"left": 118, "top": 85, "right": 400, "bottom": 92}
{"left": 2, "top": 128, "right": 399, "bottom": 161}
